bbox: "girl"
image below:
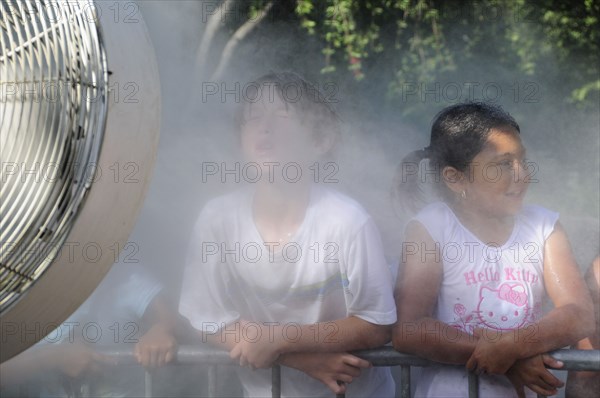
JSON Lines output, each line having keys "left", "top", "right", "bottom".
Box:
{"left": 179, "top": 72, "right": 397, "bottom": 397}
{"left": 392, "top": 102, "right": 594, "bottom": 397}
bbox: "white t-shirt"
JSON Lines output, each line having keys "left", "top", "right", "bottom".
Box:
{"left": 81, "top": 265, "right": 161, "bottom": 340}
{"left": 179, "top": 185, "right": 397, "bottom": 398}
{"left": 411, "top": 202, "right": 559, "bottom": 398}
{"left": 32, "top": 262, "right": 162, "bottom": 347}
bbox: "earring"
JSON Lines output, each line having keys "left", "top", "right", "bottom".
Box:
{"left": 461, "top": 190, "right": 466, "bottom": 199}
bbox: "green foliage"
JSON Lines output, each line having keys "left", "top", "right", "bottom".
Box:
{"left": 217, "top": 0, "right": 598, "bottom": 115}
{"left": 538, "top": 0, "right": 599, "bottom": 105}
{"left": 291, "top": 0, "right": 599, "bottom": 111}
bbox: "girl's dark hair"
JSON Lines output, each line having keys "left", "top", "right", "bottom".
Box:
{"left": 394, "top": 101, "right": 521, "bottom": 214}
{"left": 235, "top": 71, "right": 341, "bottom": 150}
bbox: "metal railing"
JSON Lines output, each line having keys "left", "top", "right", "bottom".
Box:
{"left": 81, "top": 345, "right": 600, "bottom": 398}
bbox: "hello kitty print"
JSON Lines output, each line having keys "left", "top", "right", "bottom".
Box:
{"left": 451, "top": 265, "right": 542, "bottom": 332}
{"left": 450, "top": 283, "right": 536, "bottom": 332}
{"left": 413, "top": 203, "right": 558, "bottom": 336}
{"left": 477, "top": 283, "right": 530, "bottom": 330}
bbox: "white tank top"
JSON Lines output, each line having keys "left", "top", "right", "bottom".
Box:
{"left": 411, "top": 201, "right": 559, "bottom": 397}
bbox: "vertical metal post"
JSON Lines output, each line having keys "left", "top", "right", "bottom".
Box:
{"left": 400, "top": 365, "right": 411, "bottom": 398}
{"left": 467, "top": 372, "right": 479, "bottom": 398}
{"left": 208, "top": 365, "right": 218, "bottom": 397}
{"left": 81, "top": 382, "right": 90, "bottom": 398}
{"left": 144, "top": 370, "right": 153, "bottom": 398}
{"left": 272, "top": 364, "right": 281, "bottom": 398}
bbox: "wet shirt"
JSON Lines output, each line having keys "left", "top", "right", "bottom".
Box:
{"left": 411, "top": 201, "right": 558, "bottom": 398}
{"left": 180, "top": 185, "right": 397, "bottom": 398}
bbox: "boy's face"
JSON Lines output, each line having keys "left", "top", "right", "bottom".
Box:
{"left": 240, "top": 92, "right": 318, "bottom": 167}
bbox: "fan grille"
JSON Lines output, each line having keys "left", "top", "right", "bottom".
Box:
{"left": 0, "top": 0, "right": 108, "bottom": 314}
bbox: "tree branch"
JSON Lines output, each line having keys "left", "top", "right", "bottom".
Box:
{"left": 209, "top": 1, "right": 274, "bottom": 81}
{"left": 195, "top": 0, "right": 234, "bottom": 79}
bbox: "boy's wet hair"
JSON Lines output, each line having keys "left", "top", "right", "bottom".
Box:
{"left": 235, "top": 71, "right": 341, "bottom": 151}
{"left": 395, "top": 101, "right": 521, "bottom": 213}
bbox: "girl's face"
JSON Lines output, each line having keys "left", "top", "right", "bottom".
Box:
{"left": 459, "top": 129, "right": 530, "bottom": 218}
{"left": 240, "top": 92, "right": 317, "bottom": 166}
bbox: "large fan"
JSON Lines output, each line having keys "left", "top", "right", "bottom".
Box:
{"left": 0, "top": 0, "right": 161, "bottom": 361}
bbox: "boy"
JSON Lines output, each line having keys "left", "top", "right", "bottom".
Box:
{"left": 179, "top": 72, "right": 396, "bottom": 397}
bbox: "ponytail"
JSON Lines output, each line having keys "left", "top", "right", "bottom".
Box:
{"left": 393, "top": 101, "right": 521, "bottom": 216}
{"left": 393, "top": 147, "right": 438, "bottom": 215}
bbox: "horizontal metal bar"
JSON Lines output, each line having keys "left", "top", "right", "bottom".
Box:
{"left": 352, "top": 346, "right": 600, "bottom": 371}
{"left": 95, "top": 345, "right": 234, "bottom": 365}
{"left": 350, "top": 346, "right": 435, "bottom": 367}
{"left": 92, "top": 345, "right": 600, "bottom": 371}
{"left": 549, "top": 349, "right": 600, "bottom": 371}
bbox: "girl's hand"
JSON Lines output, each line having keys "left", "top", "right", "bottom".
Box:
{"left": 466, "top": 328, "right": 521, "bottom": 375}
{"left": 506, "top": 355, "right": 564, "bottom": 397}
{"left": 284, "top": 352, "right": 371, "bottom": 394}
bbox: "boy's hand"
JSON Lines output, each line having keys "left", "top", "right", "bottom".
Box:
{"left": 285, "top": 352, "right": 371, "bottom": 394}
{"left": 466, "top": 328, "right": 521, "bottom": 375}
{"left": 229, "top": 321, "right": 284, "bottom": 369}
{"left": 228, "top": 330, "right": 276, "bottom": 368}
{"left": 134, "top": 323, "right": 177, "bottom": 368}
{"left": 506, "top": 355, "right": 564, "bottom": 397}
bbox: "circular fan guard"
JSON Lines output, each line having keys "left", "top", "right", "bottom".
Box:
{"left": 1, "top": 0, "right": 108, "bottom": 316}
